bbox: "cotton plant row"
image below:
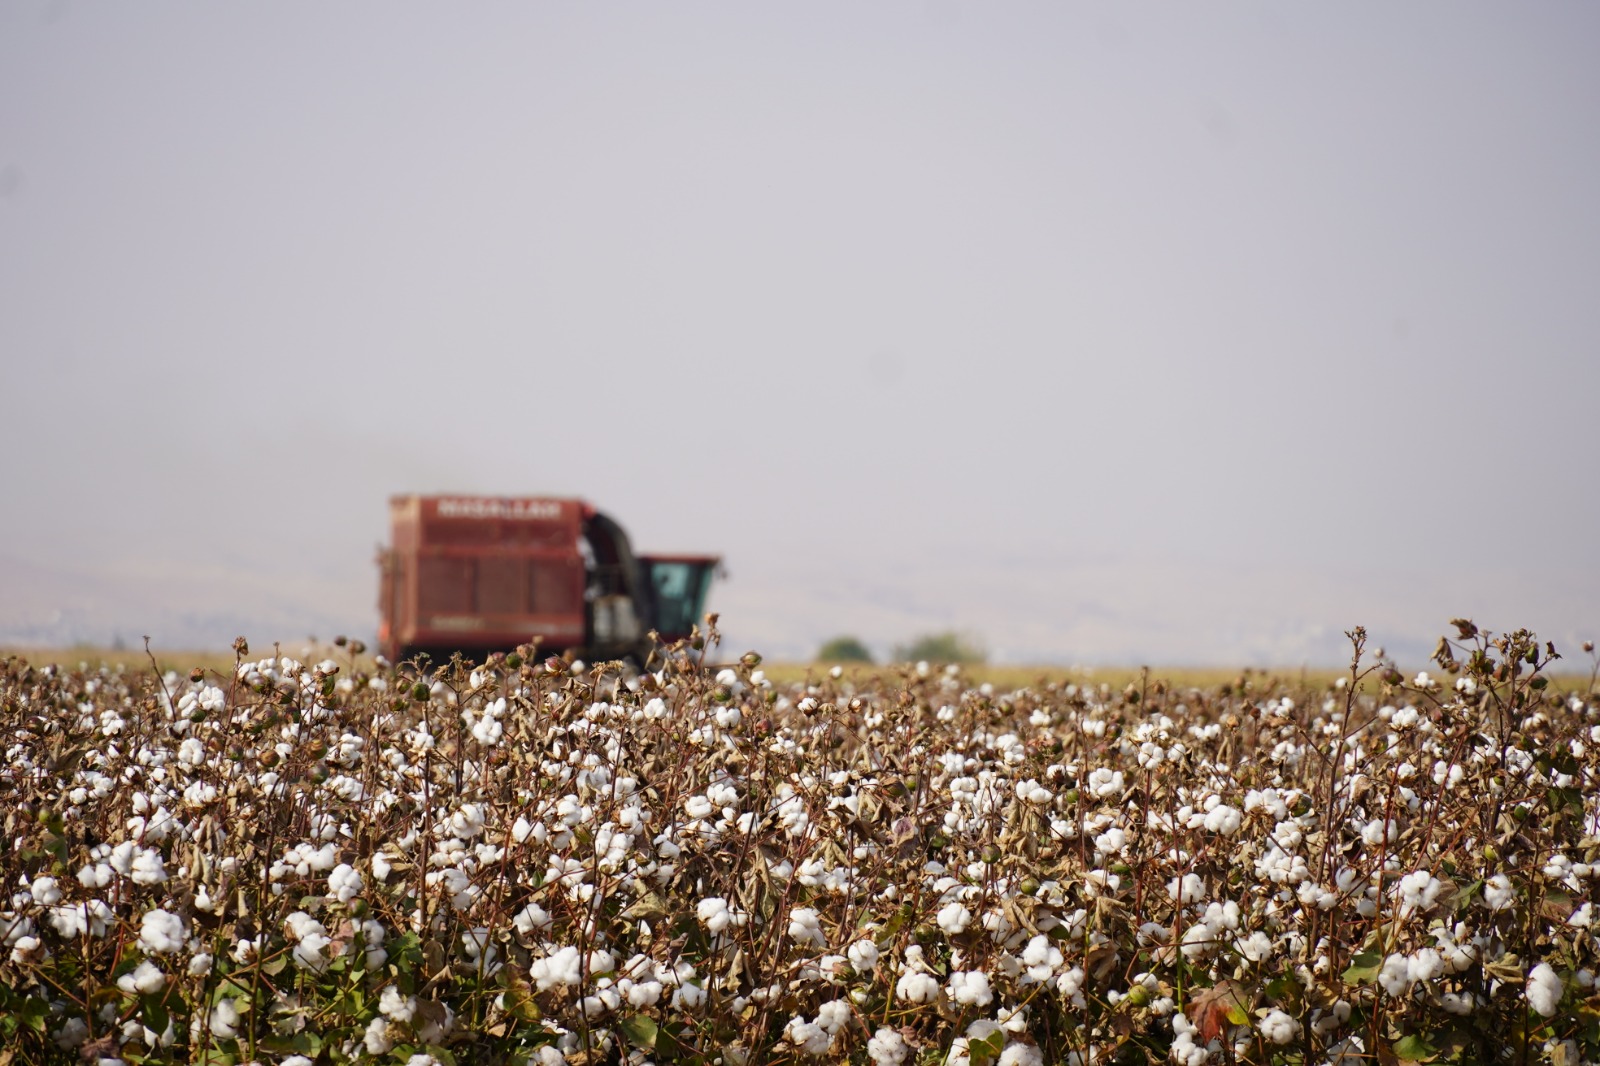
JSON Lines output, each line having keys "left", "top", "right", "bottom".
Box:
{"left": 0, "top": 623, "right": 1597, "bottom": 1066}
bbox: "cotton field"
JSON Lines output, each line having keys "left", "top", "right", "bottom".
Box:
{"left": 1, "top": 623, "right": 1597, "bottom": 1066}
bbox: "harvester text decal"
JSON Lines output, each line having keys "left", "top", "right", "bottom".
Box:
{"left": 434, "top": 498, "right": 565, "bottom": 520}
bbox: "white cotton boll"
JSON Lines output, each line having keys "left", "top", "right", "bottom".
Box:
{"left": 449, "top": 804, "right": 486, "bottom": 838}
{"left": 1396, "top": 870, "right": 1443, "bottom": 914}
{"left": 1238, "top": 930, "right": 1273, "bottom": 963}
{"left": 1087, "top": 768, "right": 1124, "bottom": 798}
{"left": 1020, "top": 931, "right": 1063, "bottom": 969}
{"left": 684, "top": 795, "right": 715, "bottom": 820}
{"left": 1483, "top": 874, "right": 1516, "bottom": 911}
{"left": 785, "top": 1016, "right": 832, "bottom": 1055}
{"left": 53, "top": 1016, "right": 89, "bottom": 1051}
{"left": 1406, "top": 948, "right": 1443, "bottom": 984}
{"left": 848, "top": 939, "right": 880, "bottom": 973}
{"left": 867, "top": 1027, "right": 910, "bottom": 1066}
{"left": 328, "top": 863, "right": 363, "bottom": 904}
{"left": 1093, "top": 827, "right": 1127, "bottom": 856}
{"left": 1259, "top": 1009, "right": 1299, "bottom": 1045}
{"left": 999, "top": 1045, "right": 1042, "bottom": 1066}
{"left": 371, "top": 852, "right": 393, "bottom": 883}
{"left": 1378, "top": 954, "right": 1411, "bottom": 997}
{"left": 938, "top": 902, "right": 974, "bottom": 935}
{"left": 187, "top": 953, "right": 213, "bottom": 976}
{"left": 294, "top": 931, "right": 333, "bottom": 972}
{"left": 673, "top": 981, "right": 707, "bottom": 1009}
{"left": 130, "top": 848, "right": 168, "bottom": 885}
{"left": 137, "top": 909, "right": 185, "bottom": 955}
{"left": 9, "top": 934, "right": 42, "bottom": 965}
{"left": 1015, "top": 779, "right": 1052, "bottom": 805}
{"left": 788, "top": 907, "right": 826, "bottom": 946}
{"left": 1570, "top": 902, "right": 1593, "bottom": 928}
{"left": 973, "top": 1002, "right": 1015, "bottom": 1037}
{"left": 1203, "top": 805, "right": 1242, "bottom": 835}
{"left": 116, "top": 960, "right": 167, "bottom": 996}
{"left": 530, "top": 946, "right": 584, "bottom": 991}
{"left": 208, "top": 999, "right": 241, "bottom": 1040}
{"left": 380, "top": 985, "right": 419, "bottom": 1022}
{"left": 948, "top": 970, "right": 994, "bottom": 1007}
{"left": 1180, "top": 923, "right": 1216, "bottom": 961}
{"left": 1542, "top": 854, "right": 1573, "bottom": 880}
{"left": 77, "top": 863, "right": 113, "bottom": 889}
{"left": 697, "top": 896, "right": 734, "bottom": 933}
{"left": 1169, "top": 873, "right": 1204, "bottom": 904}
{"left": 513, "top": 903, "right": 551, "bottom": 935}
{"left": 895, "top": 972, "right": 940, "bottom": 1003}
{"left": 284, "top": 911, "right": 322, "bottom": 940}
{"left": 1528, "top": 963, "right": 1564, "bottom": 1018}
{"left": 30, "top": 876, "right": 62, "bottom": 906}
{"left": 49, "top": 905, "right": 87, "bottom": 939}
{"left": 471, "top": 716, "right": 503, "bottom": 746}
{"left": 815, "top": 999, "right": 851, "bottom": 1034}
{"left": 364, "top": 1016, "right": 396, "bottom": 1055}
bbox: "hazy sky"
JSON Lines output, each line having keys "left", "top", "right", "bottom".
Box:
{"left": 3, "top": 2, "right": 1597, "bottom": 666}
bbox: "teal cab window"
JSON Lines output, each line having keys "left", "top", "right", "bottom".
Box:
{"left": 645, "top": 559, "right": 715, "bottom": 640}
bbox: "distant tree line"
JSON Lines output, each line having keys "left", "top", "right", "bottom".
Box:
{"left": 815, "top": 631, "right": 986, "bottom": 665}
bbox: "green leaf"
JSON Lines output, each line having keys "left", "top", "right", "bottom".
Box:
{"left": 968, "top": 1029, "right": 1006, "bottom": 1066}
{"left": 1342, "top": 949, "right": 1383, "bottom": 986}
{"left": 18, "top": 997, "right": 49, "bottom": 1034}
{"left": 619, "top": 1014, "right": 659, "bottom": 1050}
{"left": 501, "top": 980, "right": 541, "bottom": 1023}
{"left": 261, "top": 1033, "right": 316, "bottom": 1055}
{"left": 1393, "top": 1033, "right": 1438, "bottom": 1062}
{"left": 1550, "top": 786, "right": 1586, "bottom": 822}
{"left": 389, "top": 932, "right": 423, "bottom": 975}
{"left": 139, "top": 994, "right": 170, "bottom": 1037}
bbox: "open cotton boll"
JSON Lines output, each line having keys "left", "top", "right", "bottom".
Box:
{"left": 847, "top": 939, "right": 880, "bottom": 972}
{"left": 1202, "top": 804, "right": 1242, "bottom": 835}
{"left": 207, "top": 999, "right": 241, "bottom": 1040}
{"left": 867, "top": 1028, "right": 909, "bottom": 1066}
{"left": 328, "top": 863, "right": 363, "bottom": 903}
{"left": 784, "top": 1015, "right": 832, "bottom": 1055}
{"left": 895, "top": 972, "right": 940, "bottom": 1003}
{"left": 1528, "top": 963, "right": 1564, "bottom": 1018}
{"left": 1483, "top": 874, "right": 1516, "bottom": 911}
{"left": 1259, "top": 1009, "right": 1300, "bottom": 1044}
{"left": 116, "top": 959, "right": 167, "bottom": 995}
{"left": 696, "top": 896, "right": 745, "bottom": 934}
{"left": 937, "top": 902, "right": 973, "bottom": 935}
{"left": 948, "top": 970, "right": 994, "bottom": 1007}
{"left": 999, "top": 1046, "right": 1043, "bottom": 1066}
{"left": 788, "top": 907, "right": 826, "bottom": 946}
{"left": 136, "top": 908, "right": 185, "bottom": 954}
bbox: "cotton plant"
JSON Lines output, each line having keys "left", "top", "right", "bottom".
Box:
{"left": 1, "top": 622, "right": 1598, "bottom": 1063}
